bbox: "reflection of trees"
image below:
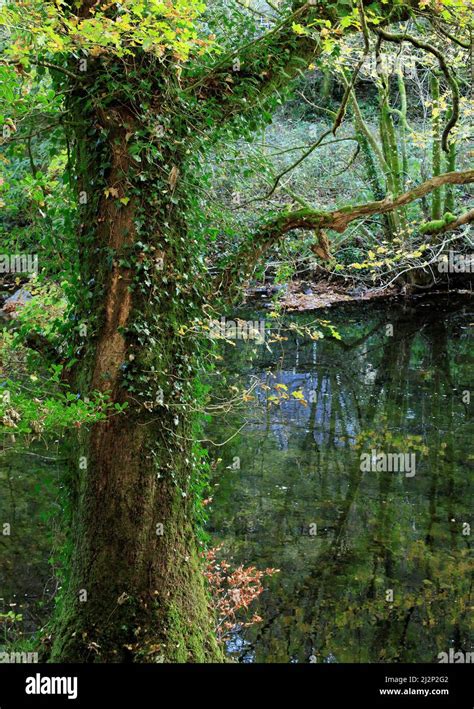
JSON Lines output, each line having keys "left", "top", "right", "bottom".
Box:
{"left": 208, "top": 300, "right": 473, "bottom": 663}
{"left": 0, "top": 449, "right": 61, "bottom": 642}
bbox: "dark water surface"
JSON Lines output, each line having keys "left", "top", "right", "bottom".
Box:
{"left": 1, "top": 295, "right": 472, "bottom": 662}
{"left": 206, "top": 295, "right": 473, "bottom": 662}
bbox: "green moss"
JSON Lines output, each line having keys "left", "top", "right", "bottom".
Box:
{"left": 420, "top": 219, "right": 444, "bottom": 235}
{"left": 162, "top": 556, "right": 223, "bottom": 663}
{"left": 420, "top": 212, "right": 458, "bottom": 235}
{"left": 443, "top": 212, "right": 456, "bottom": 224}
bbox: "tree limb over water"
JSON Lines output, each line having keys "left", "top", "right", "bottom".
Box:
{"left": 217, "top": 169, "right": 474, "bottom": 295}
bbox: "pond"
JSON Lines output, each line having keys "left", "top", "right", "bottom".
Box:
{"left": 205, "top": 295, "right": 473, "bottom": 663}
{"left": 1, "top": 295, "right": 472, "bottom": 662}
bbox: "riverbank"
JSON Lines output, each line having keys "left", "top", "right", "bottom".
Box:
{"left": 245, "top": 277, "right": 472, "bottom": 311}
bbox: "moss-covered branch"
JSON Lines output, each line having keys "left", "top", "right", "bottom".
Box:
{"left": 186, "top": 1, "right": 421, "bottom": 125}
{"left": 419, "top": 209, "right": 474, "bottom": 236}
{"left": 280, "top": 169, "right": 473, "bottom": 234}
{"left": 216, "top": 169, "right": 474, "bottom": 295}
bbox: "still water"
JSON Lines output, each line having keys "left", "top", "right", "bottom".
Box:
{"left": 206, "top": 296, "right": 473, "bottom": 663}
{"left": 1, "top": 296, "right": 472, "bottom": 662}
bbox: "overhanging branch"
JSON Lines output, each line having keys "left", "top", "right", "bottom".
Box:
{"left": 215, "top": 169, "right": 474, "bottom": 296}
{"left": 320, "top": 170, "right": 474, "bottom": 233}
{"left": 186, "top": 1, "right": 421, "bottom": 126}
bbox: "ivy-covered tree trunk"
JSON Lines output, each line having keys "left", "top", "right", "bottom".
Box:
{"left": 47, "top": 64, "right": 221, "bottom": 663}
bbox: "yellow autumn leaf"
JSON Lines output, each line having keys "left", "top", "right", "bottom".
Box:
{"left": 291, "top": 390, "right": 306, "bottom": 400}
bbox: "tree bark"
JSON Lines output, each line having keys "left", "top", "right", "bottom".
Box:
{"left": 47, "top": 68, "right": 221, "bottom": 663}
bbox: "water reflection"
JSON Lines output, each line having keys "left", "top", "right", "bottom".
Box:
{"left": 207, "top": 297, "right": 473, "bottom": 663}
{"left": 0, "top": 444, "right": 62, "bottom": 639}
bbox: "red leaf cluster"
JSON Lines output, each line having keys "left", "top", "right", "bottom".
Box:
{"left": 202, "top": 545, "right": 279, "bottom": 643}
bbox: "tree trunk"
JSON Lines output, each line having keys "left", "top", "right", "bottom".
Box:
{"left": 50, "top": 412, "right": 220, "bottom": 663}
{"left": 47, "top": 64, "right": 221, "bottom": 663}
{"left": 431, "top": 73, "right": 442, "bottom": 220}
{"left": 443, "top": 129, "right": 456, "bottom": 214}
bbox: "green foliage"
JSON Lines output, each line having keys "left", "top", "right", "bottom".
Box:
{"left": 0, "top": 0, "right": 209, "bottom": 62}
{"left": 0, "top": 374, "right": 127, "bottom": 435}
